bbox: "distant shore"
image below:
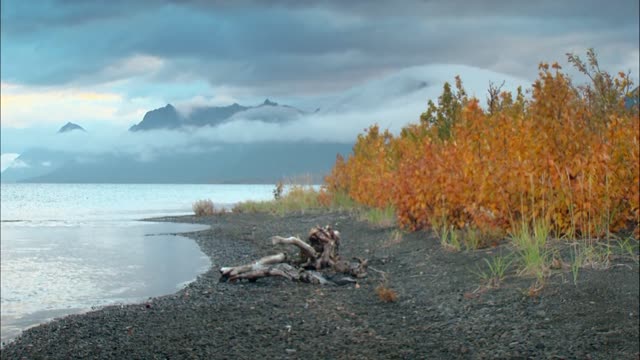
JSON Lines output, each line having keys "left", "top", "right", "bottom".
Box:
{"left": 2, "top": 211, "right": 638, "bottom": 359}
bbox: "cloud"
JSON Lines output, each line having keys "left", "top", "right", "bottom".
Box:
{"left": 0, "top": 82, "right": 160, "bottom": 128}
{"left": 1, "top": 0, "right": 637, "bottom": 96}
{"left": 183, "top": 64, "right": 529, "bottom": 143}
{"left": 81, "top": 54, "right": 166, "bottom": 84}
{"left": 1, "top": 153, "right": 21, "bottom": 172}
{"left": 5, "top": 157, "right": 30, "bottom": 170}
{"left": 174, "top": 92, "right": 240, "bottom": 117}
{"left": 3, "top": 64, "right": 531, "bottom": 161}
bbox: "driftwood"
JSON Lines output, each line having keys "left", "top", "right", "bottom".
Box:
{"left": 220, "top": 225, "right": 367, "bottom": 285}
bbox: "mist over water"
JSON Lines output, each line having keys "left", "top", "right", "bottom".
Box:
{"left": 0, "top": 183, "right": 275, "bottom": 345}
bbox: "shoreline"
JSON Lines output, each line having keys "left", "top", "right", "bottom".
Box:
{"left": 0, "top": 219, "right": 211, "bottom": 348}
{"left": 2, "top": 211, "right": 638, "bottom": 359}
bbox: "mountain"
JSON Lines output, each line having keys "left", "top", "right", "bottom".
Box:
{"left": 58, "top": 122, "right": 86, "bottom": 133}
{"left": 129, "top": 99, "right": 304, "bottom": 131}
{"left": 0, "top": 148, "right": 74, "bottom": 182}
{"left": 2, "top": 98, "right": 340, "bottom": 183}
{"left": 129, "top": 104, "right": 181, "bottom": 132}
{"left": 185, "top": 103, "right": 249, "bottom": 128}
{"left": 2, "top": 123, "right": 87, "bottom": 182}
{"left": 2, "top": 64, "right": 535, "bottom": 184}
{"left": 18, "top": 142, "right": 352, "bottom": 184}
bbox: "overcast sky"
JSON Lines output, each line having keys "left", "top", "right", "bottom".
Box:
{"left": 1, "top": 0, "right": 638, "bottom": 133}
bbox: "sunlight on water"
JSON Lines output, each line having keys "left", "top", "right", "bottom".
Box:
{"left": 1, "top": 183, "right": 275, "bottom": 222}
{"left": 0, "top": 183, "right": 276, "bottom": 345}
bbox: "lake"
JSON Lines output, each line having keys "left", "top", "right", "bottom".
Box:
{"left": 0, "top": 183, "right": 276, "bottom": 345}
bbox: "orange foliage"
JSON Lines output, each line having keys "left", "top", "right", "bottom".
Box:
{"left": 325, "top": 54, "right": 639, "bottom": 239}
{"left": 375, "top": 285, "right": 398, "bottom": 303}
{"left": 325, "top": 126, "right": 398, "bottom": 208}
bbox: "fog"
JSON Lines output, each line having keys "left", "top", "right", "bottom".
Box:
{"left": 1, "top": 64, "right": 529, "bottom": 171}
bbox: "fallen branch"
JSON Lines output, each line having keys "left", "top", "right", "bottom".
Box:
{"left": 220, "top": 253, "right": 288, "bottom": 280}
{"left": 271, "top": 236, "right": 318, "bottom": 262}
{"left": 220, "top": 226, "right": 367, "bottom": 285}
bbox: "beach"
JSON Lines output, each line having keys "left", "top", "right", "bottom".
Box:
{"left": 1, "top": 211, "right": 638, "bottom": 359}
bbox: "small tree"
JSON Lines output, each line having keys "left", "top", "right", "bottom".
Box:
{"left": 566, "top": 48, "right": 636, "bottom": 127}
{"left": 419, "top": 76, "right": 469, "bottom": 141}
{"left": 273, "top": 181, "right": 284, "bottom": 201}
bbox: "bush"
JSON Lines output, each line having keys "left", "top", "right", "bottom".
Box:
{"left": 193, "top": 199, "right": 215, "bottom": 216}
{"left": 324, "top": 50, "right": 639, "bottom": 240}
{"left": 375, "top": 284, "right": 398, "bottom": 303}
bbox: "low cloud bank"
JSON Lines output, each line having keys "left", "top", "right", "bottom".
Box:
{"left": 4, "top": 64, "right": 529, "bottom": 161}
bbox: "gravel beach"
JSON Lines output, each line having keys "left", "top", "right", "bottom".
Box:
{"left": 2, "top": 211, "right": 638, "bottom": 359}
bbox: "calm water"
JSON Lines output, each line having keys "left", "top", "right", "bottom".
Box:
{"left": 0, "top": 183, "right": 275, "bottom": 344}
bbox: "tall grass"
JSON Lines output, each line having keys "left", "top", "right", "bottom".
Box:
{"left": 233, "top": 183, "right": 397, "bottom": 228}
{"left": 430, "top": 215, "right": 464, "bottom": 251}
{"left": 570, "top": 243, "right": 584, "bottom": 285}
{"left": 326, "top": 190, "right": 359, "bottom": 211}
{"left": 510, "top": 219, "right": 550, "bottom": 281}
{"left": 233, "top": 184, "right": 320, "bottom": 216}
{"left": 358, "top": 206, "right": 396, "bottom": 228}
{"left": 617, "top": 237, "right": 639, "bottom": 263}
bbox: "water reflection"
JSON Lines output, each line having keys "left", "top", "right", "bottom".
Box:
{"left": 0, "top": 221, "right": 210, "bottom": 345}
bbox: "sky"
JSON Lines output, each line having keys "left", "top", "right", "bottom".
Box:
{"left": 1, "top": 0, "right": 639, "bottom": 155}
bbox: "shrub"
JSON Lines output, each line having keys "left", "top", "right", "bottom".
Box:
{"left": 375, "top": 285, "right": 398, "bottom": 303}
{"left": 323, "top": 50, "right": 639, "bottom": 241}
{"left": 193, "top": 199, "right": 215, "bottom": 216}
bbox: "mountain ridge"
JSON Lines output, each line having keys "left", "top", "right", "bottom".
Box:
{"left": 129, "top": 99, "right": 304, "bottom": 132}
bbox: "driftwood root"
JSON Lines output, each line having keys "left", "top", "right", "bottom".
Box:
{"left": 220, "top": 225, "right": 367, "bottom": 285}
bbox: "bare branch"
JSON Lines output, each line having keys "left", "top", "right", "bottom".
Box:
{"left": 271, "top": 236, "right": 318, "bottom": 260}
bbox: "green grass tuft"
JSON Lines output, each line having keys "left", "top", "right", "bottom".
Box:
{"left": 510, "top": 219, "right": 550, "bottom": 281}
{"left": 358, "top": 206, "right": 396, "bottom": 228}
{"left": 474, "top": 255, "right": 513, "bottom": 287}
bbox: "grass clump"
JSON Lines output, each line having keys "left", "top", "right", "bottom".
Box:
{"left": 474, "top": 255, "right": 513, "bottom": 288}
{"left": 193, "top": 199, "right": 216, "bottom": 216}
{"left": 616, "top": 237, "right": 639, "bottom": 263}
{"left": 570, "top": 244, "right": 584, "bottom": 285}
{"left": 358, "top": 206, "right": 396, "bottom": 228}
{"left": 431, "top": 218, "right": 461, "bottom": 252}
{"left": 321, "top": 190, "right": 359, "bottom": 211}
{"left": 382, "top": 229, "right": 404, "bottom": 248}
{"left": 462, "top": 227, "right": 482, "bottom": 250}
{"left": 510, "top": 219, "right": 551, "bottom": 281}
